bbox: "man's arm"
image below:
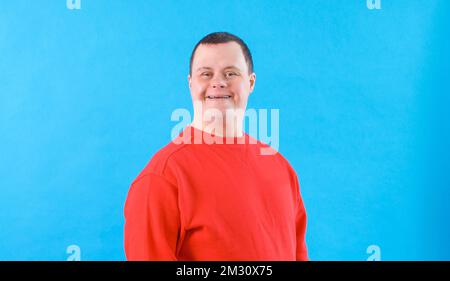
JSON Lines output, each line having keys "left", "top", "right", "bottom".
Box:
{"left": 294, "top": 175, "right": 309, "bottom": 261}
{"left": 124, "top": 173, "right": 181, "bottom": 261}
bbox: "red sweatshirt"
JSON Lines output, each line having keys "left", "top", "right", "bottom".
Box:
{"left": 124, "top": 125, "right": 308, "bottom": 261}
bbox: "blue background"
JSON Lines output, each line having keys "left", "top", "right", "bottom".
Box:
{"left": 1, "top": 0, "right": 449, "bottom": 260}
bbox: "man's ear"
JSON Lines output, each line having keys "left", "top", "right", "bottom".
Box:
{"left": 249, "top": 73, "right": 256, "bottom": 94}
{"left": 188, "top": 74, "right": 192, "bottom": 89}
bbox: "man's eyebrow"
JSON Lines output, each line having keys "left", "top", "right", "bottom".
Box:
{"left": 196, "top": 67, "right": 212, "bottom": 72}
{"left": 223, "top": 66, "right": 242, "bottom": 71}
{"left": 195, "top": 66, "right": 242, "bottom": 72}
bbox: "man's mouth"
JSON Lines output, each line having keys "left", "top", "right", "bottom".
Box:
{"left": 206, "top": 95, "right": 232, "bottom": 100}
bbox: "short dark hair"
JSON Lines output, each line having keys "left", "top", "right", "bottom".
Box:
{"left": 189, "top": 32, "right": 254, "bottom": 75}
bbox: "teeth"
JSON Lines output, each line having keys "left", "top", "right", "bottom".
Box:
{"left": 207, "top": 95, "right": 231, "bottom": 99}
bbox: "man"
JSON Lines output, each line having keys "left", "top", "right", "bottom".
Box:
{"left": 124, "top": 32, "right": 308, "bottom": 261}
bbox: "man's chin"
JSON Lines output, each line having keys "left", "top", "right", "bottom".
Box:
{"left": 203, "top": 99, "right": 233, "bottom": 108}
{"left": 204, "top": 104, "right": 236, "bottom": 113}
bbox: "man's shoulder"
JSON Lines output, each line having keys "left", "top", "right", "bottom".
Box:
{"left": 132, "top": 140, "right": 189, "bottom": 186}
{"left": 259, "top": 144, "right": 298, "bottom": 178}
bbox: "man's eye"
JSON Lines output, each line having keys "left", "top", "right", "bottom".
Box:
{"left": 201, "top": 73, "right": 211, "bottom": 77}
{"left": 226, "top": 72, "right": 237, "bottom": 77}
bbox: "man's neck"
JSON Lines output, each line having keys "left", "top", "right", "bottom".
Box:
{"left": 190, "top": 118, "right": 244, "bottom": 138}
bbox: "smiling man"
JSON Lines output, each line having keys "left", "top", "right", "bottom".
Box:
{"left": 188, "top": 36, "right": 255, "bottom": 138}
{"left": 124, "top": 32, "right": 309, "bottom": 261}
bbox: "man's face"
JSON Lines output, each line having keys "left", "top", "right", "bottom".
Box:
{"left": 188, "top": 42, "right": 256, "bottom": 115}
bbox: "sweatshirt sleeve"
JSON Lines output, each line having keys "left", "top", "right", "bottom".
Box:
{"left": 124, "top": 173, "right": 181, "bottom": 261}
{"left": 294, "top": 175, "right": 309, "bottom": 261}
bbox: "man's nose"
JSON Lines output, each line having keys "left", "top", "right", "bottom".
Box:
{"left": 211, "top": 77, "right": 227, "bottom": 89}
